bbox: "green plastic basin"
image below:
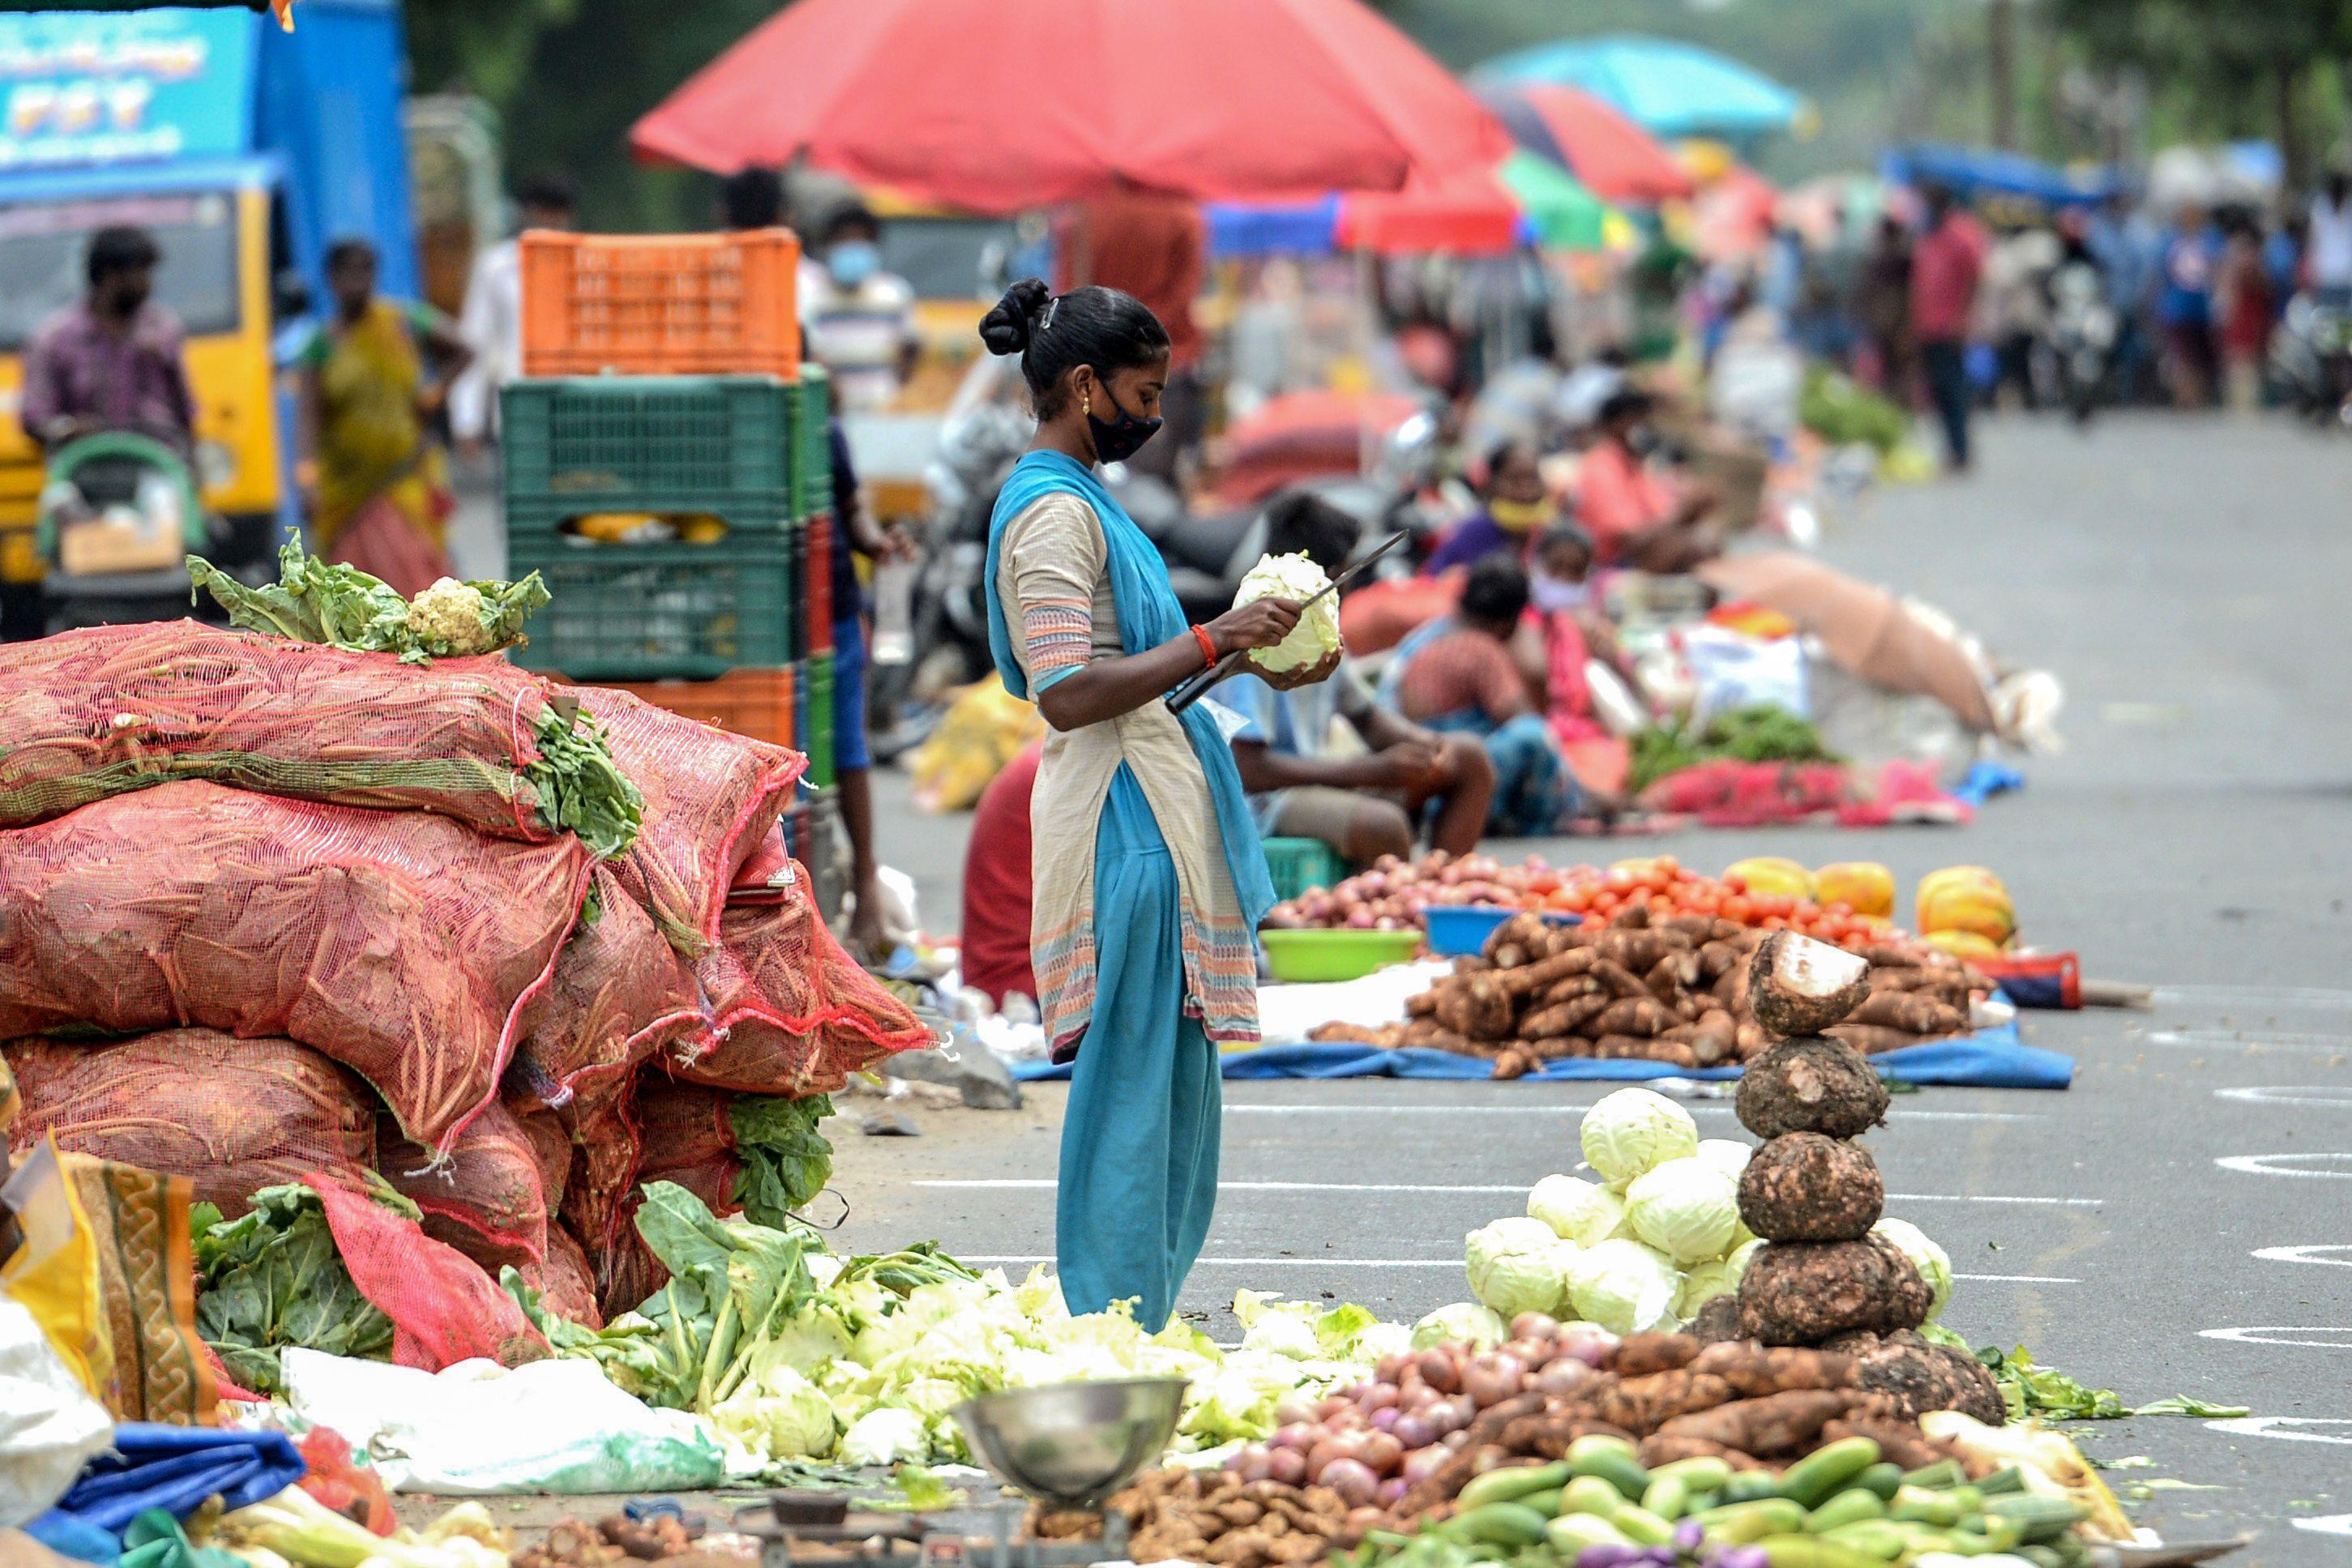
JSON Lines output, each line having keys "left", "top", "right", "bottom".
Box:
{"left": 1259, "top": 927, "right": 1424, "bottom": 983}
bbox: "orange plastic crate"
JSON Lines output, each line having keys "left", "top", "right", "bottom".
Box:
{"left": 584, "top": 664, "right": 798, "bottom": 749}
{"left": 520, "top": 229, "right": 802, "bottom": 378}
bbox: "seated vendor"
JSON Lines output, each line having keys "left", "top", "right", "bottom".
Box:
{"left": 1227, "top": 493, "right": 1495, "bottom": 864}
{"left": 959, "top": 741, "right": 1043, "bottom": 1007}
{"left": 1424, "top": 439, "right": 1554, "bottom": 575}
{"left": 1516, "top": 523, "right": 1636, "bottom": 806}
{"left": 1388, "top": 557, "right": 1576, "bottom": 838}
{"left": 1574, "top": 389, "right": 1721, "bottom": 574}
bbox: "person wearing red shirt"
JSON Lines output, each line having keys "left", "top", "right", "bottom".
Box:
{"left": 1909, "top": 184, "right": 1988, "bottom": 472}
{"left": 1056, "top": 193, "right": 1206, "bottom": 481}
{"left": 959, "top": 742, "right": 1043, "bottom": 1007}
{"left": 1573, "top": 390, "right": 1718, "bottom": 571}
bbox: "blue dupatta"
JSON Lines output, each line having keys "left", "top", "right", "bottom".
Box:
{"left": 986, "top": 450, "right": 1276, "bottom": 932}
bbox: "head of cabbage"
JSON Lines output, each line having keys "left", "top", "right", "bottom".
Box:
{"left": 1673, "top": 1237, "right": 1763, "bottom": 1320}
{"left": 1872, "top": 1217, "right": 1953, "bottom": 1319}
{"left": 1527, "top": 1174, "right": 1631, "bottom": 1250}
{"left": 1624, "top": 1156, "right": 1741, "bottom": 1266}
{"left": 1234, "top": 552, "right": 1342, "bottom": 674}
{"left": 1464, "top": 1216, "right": 1574, "bottom": 1319}
{"left": 1580, "top": 1087, "right": 1699, "bottom": 1190}
{"left": 1411, "top": 1302, "right": 1507, "bottom": 1353}
{"left": 1694, "top": 1139, "right": 1751, "bottom": 1180}
{"left": 1564, "top": 1238, "right": 1680, "bottom": 1338}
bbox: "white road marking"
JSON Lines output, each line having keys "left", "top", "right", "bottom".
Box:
{"left": 2149, "top": 1029, "right": 2352, "bottom": 1054}
{"left": 917, "top": 1179, "right": 2098, "bottom": 1206}
{"left": 2208, "top": 1416, "right": 2352, "bottom": 1446}
{"left": 2216, "top": 1153, "right": 2352, "bottom": 1180}
{"left": 956, "top": 1254, "right": 2077, "bottom": 1282}
{"left": 2215, "top": 1085, "right": 2352, "bottom": 1109}
{"left": 2293, "top": 1515, "right": 2352, "bottom": 1536}
{"left": 2252, "top": 1245, "right": 2352, "bottom": 1269}
{"left": 2198, "top": 1327, "right": 2352, "bottom": 1349}
{"left": 1221, "top": 1104, "right": 2042, "bottom": 1122}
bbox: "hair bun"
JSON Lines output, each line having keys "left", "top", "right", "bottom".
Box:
{"left": 978, "top": 277, "right": 1052, "bottom": 357}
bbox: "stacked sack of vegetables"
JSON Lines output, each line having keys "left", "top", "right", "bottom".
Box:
{"left": 1314, "top": 907, "right": 1985, "bottom": 1075}
{"left": 0, "top": 548, "right": 926, "bottom": 1388}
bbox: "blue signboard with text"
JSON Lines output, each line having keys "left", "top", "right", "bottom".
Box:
{"left": 0, "top": 8, "right": 258, "bottom": 172}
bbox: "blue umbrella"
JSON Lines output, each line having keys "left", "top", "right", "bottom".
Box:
{"left": 1473, "top": 33, "right": 1802, "bottom": 142}
{"left": 1881, "top": 144, "right": 2119, "bottom": 208}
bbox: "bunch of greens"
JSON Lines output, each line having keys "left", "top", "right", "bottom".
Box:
{"left": 1627, "top": 703, "right": 1841, "bottom": 794}
{"left": 1922, "top": 1328, "right": 2248, "bottom": 1421}
{"left": 511, "top": 1185, "right": 1405, "bottom": 1473}
{"left": 729, "top": 1094, "right": 835, "bottom": 1230}
{"left": 527, "top": 705, "right": 643, "bottom": 860}
{"left": 1799, "top": 365, "right": 1913, "bottom": 455}
{"left": 191, "top": 1180, "right": 408, "bottom": 1393}
{"left": 191, "top": 539, "right": 549, "bottom": 664}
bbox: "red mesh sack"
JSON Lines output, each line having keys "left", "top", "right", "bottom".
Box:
{"left": 631, "top": 1081, "right": 740, "bottom": 1216}
{"left": 307, "top": 1174, "right": 548, "bottom": 1373}
{"left": 587, "top": 1215, "right": 669, "bottom": 1322}
{"left": 683, "top": 874, "right": 930, "bottom": 1095}
{"left": 516, "top": 1108, "right": 573, "bottom": 1211}
{"left": 0, "top": 781, "right": 592, "bottom": 1153}
{"left": 573, "top": 686, "right": 803, "bottom": 953}
{"left": 727, "top": 824, "right": 790, "bottom": 906}
{"left": 378, "top": 1099, "right": 550, "bottom": 1270}
{"left": 0, "top": 621, "right": 587, "bottom": 842}
{"left": 505, "top": 867, "right": 704, "bottom": 1115}
{"left": 518, "top": 1225, "right": 604, "bottom": 1330}
{"left": 554, "top": 1089, "right": 641, "bottom": 1260}
{"left": 3, "top": 1032, "right": 374, "bottom": 1212}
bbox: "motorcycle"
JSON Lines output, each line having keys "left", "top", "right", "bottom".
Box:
{"left": 35, "top": 429, "right": 218, "bottom": 635}
{"left": 2269, "top": 292, "right": 2352, "bottom": 429}
{"left": 2044, "top": 261, "right": 2115, "bottom": 427}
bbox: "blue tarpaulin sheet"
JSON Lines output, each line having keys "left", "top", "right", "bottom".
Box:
{"left": 36, "top": 1426, "right": 306, "bottom": 1537}
{"left": 1016, "top": 1015, "right": 2072, "bottom": 1089}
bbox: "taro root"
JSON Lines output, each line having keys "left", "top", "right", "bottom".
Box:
{"left": 1686, "top": 1294, "right": 1744, "bottom": 1344}
{"left": 1735, "top": 1036, "right": 1889, "bottom": 1140}
{"left": 1736, "top": 1235, "right": 1932, "bottom": 1345}
{"left": 1738, "top": 1132, "right": 1885, "bottom": 1243}
{"left": 1824, "top": 1329, "right": 2006, "bottom": 1425}
{"left": 1747, "top": 931, "right": 1872, "bottom": 1038}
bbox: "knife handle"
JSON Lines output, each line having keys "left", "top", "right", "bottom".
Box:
{"left": 1166, "top": 647, "right": 1251, "bottom": 715}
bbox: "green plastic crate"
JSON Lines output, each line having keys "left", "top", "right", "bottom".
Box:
{"left": 506, "top": 525, "right": 792, "bottom": 681}
{"left": 1263, "top": 836, "right": 1345, "bottom": 903}
{"left": 500, "top": 375, "right": 798, "bottom": 521}
{"left": 789, "top": 368, "right": 832, "bottom": 519}
{"left": 805, "top": 648, "right": 836, "bottom": 788}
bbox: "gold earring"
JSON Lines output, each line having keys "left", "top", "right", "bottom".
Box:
{"left": 1082, "top": 391, "right": 1091, "bottom": 417}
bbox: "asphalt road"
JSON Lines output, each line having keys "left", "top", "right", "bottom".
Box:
{"left": 844, "top": 411, "right": 2352, "bottom": 1564}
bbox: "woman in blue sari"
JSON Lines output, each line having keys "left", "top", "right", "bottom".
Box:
{"left": 980, "top": 279, "right": 1336, "bottom": 1326}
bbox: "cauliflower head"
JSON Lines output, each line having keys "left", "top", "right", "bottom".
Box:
{"left": 1233, "top": 552, "right": 1342, "bottom": 673}
{"left": 406, "top": 577, "right": 494, "bottom": 654}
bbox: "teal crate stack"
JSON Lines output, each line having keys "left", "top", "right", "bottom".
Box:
{"left": 804, "top": 650, "right": 836, "bottom": 789}
{"left": 1263, "top": 837, "right": 1346, "bottom": 903}
{"left": 789, "top": 368, "right": 832, "bottom": 519}
{"left": 500, "top": 371, "right": 829, "bottom": 683}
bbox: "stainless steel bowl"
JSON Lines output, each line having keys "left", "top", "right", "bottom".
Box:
{"left": 950, "top": 1378, "right": 1190, "bottom": 1509}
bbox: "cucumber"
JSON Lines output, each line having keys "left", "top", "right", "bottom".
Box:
{"left": 1542, "top": 1513, "right": 1629, "bottom": 1557}
{"left": 1610, "top": 1505, "right": 1675, "bottom": 1547}
{"left": 1695, "top": 1498, "right": 1807, "bottom": 1544}
{"left": 1517, "top": 1489, "right": 1563, "bottom": 1519}
{"left": 1779, "top": 1437, "right": 1882, "bottom": 1508}
{"left": 1559, "top": 1476, "right": 1625, "bottom": 1517}
{"left": 1454, "top": 1460, "right": 1572, "bottom": 1511}
{"left": 1653, "top": 1455, "right": 1735, "bottom": 1494}
{"left": 1854, "top": 1463, "right": 1905, "bottom": 1502}
{"left": 1804, "top": 1489, "right": 1887, "bottom": 1534}
{"left": 1752, "top": 1535, "right": 1892, "bottom": 1568}
{"left": 1724, "top": 1469, "right": 1785, "bottom": 1505}
{"left": 1974, "top": 1464, "right": 2028, "bottom": 1495}
{"left": 1901, "top": 1459, "right": 1968, "bottom": 1490}
{"left": 1983, "top": 1495, "right": 2086, "bottom": 1545}
{"left": 1566, "top": 1434, "right": 1652, "bottom": 1500}
{"left": 1889, "top": 1485, "right": 1967, "bottom": 1527}
{"left": 1442, "top": 1502, "right": 1550, "bottom": 1549}
{"left": 1820, "top": 1519, "right": 1909, "bottom": 1560}
{"left": 1640, "top": 1473, "right": 1690, "bottom": 1520}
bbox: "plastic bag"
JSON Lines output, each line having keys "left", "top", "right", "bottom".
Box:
{"left": 1680, "top": 624, "right": 1808, "bottom": 723}
{"left": 907, "top": 674, "right": 1043, "bottom": 813}
{"left": 279, "top": 1349, "right": 727, "bottom": 1493}
{"left": 0, "top": 1143, "right": 111, "bottom": 1403}
{"left": 0, "top": 1297, "right": 113, "bottom": 1528}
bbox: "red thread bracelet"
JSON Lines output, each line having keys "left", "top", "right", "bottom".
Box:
{"left": 1190, "top": 624, "right": 1217, "bottom": 668}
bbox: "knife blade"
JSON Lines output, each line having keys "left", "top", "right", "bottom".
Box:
{"left": 1165, "top": 529, "right": 1409, "bottom": 715}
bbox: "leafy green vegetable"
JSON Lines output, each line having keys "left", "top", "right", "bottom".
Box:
{"left": 2131, "top": 1395, "right": 2252, "bottom": 1418}
{"left": 1627, "top": 703, "right": 1841, "bottom": 795}
{"left": 1800, "top": 365, "right": 1913, "bottom": 455}
{"left": 1922, "top": 1329, "right": 2126, "bottom": 1420}
{"left": 192, "top": 1180, "right": 412, "bottom": 1392}
{"left": 191, "top": 539, "right": 549, "bottom": 664}
{"left": 729, "top": 1094, "right": 836, "bottom": 1229}
{"left": 528, "top": 707, "right": 644, "bottom": 861}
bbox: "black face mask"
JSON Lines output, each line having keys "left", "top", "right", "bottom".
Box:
{"left": 1085, "top": 377, "right": 1163, "bottom": 464}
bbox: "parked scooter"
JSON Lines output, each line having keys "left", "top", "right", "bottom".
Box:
{"left": 2270, "top": 292, "right": 2352, "bottom": 429}
{"left": 2045, "top": 258, "right": 2115, "bottom": 427}
{"left": 35, "top": 429, "right": 217, "bottom": 634}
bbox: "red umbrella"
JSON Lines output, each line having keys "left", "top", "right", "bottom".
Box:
{"left": 1479, "top": 82, "right": 1694, "bottom": 205}
{"left": 631, "top": 0, "right": 1511, "bottom": 215}
{"left": 1337, "top": 169, "right": 1522, "bottom": 256}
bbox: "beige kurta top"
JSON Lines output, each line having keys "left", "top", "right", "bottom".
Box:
{"left": 996, "top": 493, "right": 1259, "bottom": 1048}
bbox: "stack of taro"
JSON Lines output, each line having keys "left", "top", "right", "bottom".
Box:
{"left": 1708, "top": 932, "right": 2003, "bottom": 1425}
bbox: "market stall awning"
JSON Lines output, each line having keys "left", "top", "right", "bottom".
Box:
{"left": 630, "top": 0, "right": 1510, "bottom": 215}
{"left": 1206, "top": 154, "right": 1607, "bottom": 258}
{"left": 1881, "top": 144, "right": 2120, "bottom": 210}
{"left": 1479, "top": 82, "right": 1695, "bottom": 205}
{"left": 1473, "top": 34, "right": 1804, "bottom": 143}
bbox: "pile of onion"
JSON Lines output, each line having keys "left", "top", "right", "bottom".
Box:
{"left": 1221, "top": 1314, "right": 1617, "bottom": 1524}
{"left": 1262, "top": 851, "right": 1542, "bottom": 932}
